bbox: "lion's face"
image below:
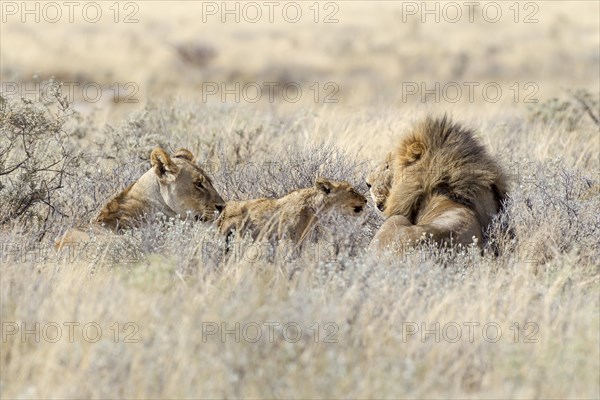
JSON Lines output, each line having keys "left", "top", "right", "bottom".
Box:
{"left": 315, "top": 177, "right": 368, "bottom": 215}
{"left": 366, "top": 154, "right": 394, "bottom": 213}
{"left": 151, "top": 148, "right": 225, "bottom": 222}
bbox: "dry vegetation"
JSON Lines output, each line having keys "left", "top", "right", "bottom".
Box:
{"left": 1, "top": 2, "right": 599, "bottom": 399}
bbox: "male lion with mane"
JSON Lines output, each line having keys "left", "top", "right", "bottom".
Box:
{"left": 56, "top": 147, "right": 225, "bottom": 247}
{"left": 367, "top": 115, "right": 509, "bottom": 254}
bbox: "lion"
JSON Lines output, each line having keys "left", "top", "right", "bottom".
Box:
{"left": 218, "top": 177, "right": 367, "bottom": 246}
{"left": 56, "top": 147, "right": 225, "bottom": 247}
{"left": 366, "top": 153, "right": 394, "bottom": 212}
{"left": 367, "top": 115, "right": 509, "bottom": 253}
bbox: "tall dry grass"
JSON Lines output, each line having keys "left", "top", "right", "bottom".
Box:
{"left": 1, "top": 87, "right": 599, "bottom": 398}
{"left": 1, "top": 1, "right": 599, "bottom": 399}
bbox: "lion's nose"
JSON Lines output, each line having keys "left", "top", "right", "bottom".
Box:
{"left": 215, "top": 204, "right": 225, "bottom": 212}
{"left": 377, "top": 202, "right": 384, "bottom": 211}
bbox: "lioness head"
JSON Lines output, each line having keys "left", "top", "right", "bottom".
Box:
{"left": 151, "top": 148, "right": 225, "bottom": 222}
{"left": 366, "top": 153, "right": 394, "bottom": 213}
{"left": 315, "top": 177, "right": 367, "bottom": 215}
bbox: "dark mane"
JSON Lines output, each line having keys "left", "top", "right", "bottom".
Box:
{"left": 386, "top": 115, "right": 509, "bottom": 224}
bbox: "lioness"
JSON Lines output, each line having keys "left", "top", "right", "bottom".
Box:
{"left": 57, "top": 147, "right": 225, "bottom": 247}
{"left": 367, "top": 115, "right": 509, "bottom": 253}
{"left": 218, "top": 177, "right": 367, "bottom": 245}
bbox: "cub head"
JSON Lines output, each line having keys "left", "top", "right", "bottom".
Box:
{"left": 315, "top": 177, "right": 367, "bottom": 215}
{"left": 151, "top": 147, "right": 225, "bottom": 222}
{"left": 366, "top": 153, "right": 394, "bottom": 213}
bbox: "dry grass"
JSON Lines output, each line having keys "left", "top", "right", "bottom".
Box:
{"left": 1, "top": 2, "right": 599, "bottom": 399}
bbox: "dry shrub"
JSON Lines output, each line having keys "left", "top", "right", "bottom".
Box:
{"left": 0, "top": 82, "right": 79, "bottom": 237}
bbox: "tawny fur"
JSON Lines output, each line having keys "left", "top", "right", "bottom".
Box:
{"left": 57, "top": 148, "right": 225, "bottom": 248}
{"left": 369, "top": 115, "right": 509, "bottom": 253}
{"left": 218, "top": 177, "right": 367, "bottom": 246}
{"left": 366, "top": 153, "right": 393, "bottom": 212}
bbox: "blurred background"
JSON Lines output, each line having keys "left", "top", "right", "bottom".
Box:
{"left": 2, "top": 1, "right": 599, "bottom": 122}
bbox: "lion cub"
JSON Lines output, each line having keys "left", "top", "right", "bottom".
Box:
{"left": 218, "top": 177, "right": 367, "bottom": 245}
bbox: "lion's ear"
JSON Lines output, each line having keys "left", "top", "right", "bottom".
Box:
{"left": 315, "top": 177, "right": 333, "bottom": 194}
{"left": 402, "top": 141, "right": 425, "bottom": 164}
{"left": 151, "top": 148, "right": 180, "bottom": 182}
{"left": 174, "top": 148, "right": 195, "bottom": 162}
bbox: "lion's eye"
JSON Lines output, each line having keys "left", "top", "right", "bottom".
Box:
{"left": 384, "top": 164, "right": 389, "bottom": 170}
{"left": 195, "top": 181, "right": 205, "bottom": 190}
